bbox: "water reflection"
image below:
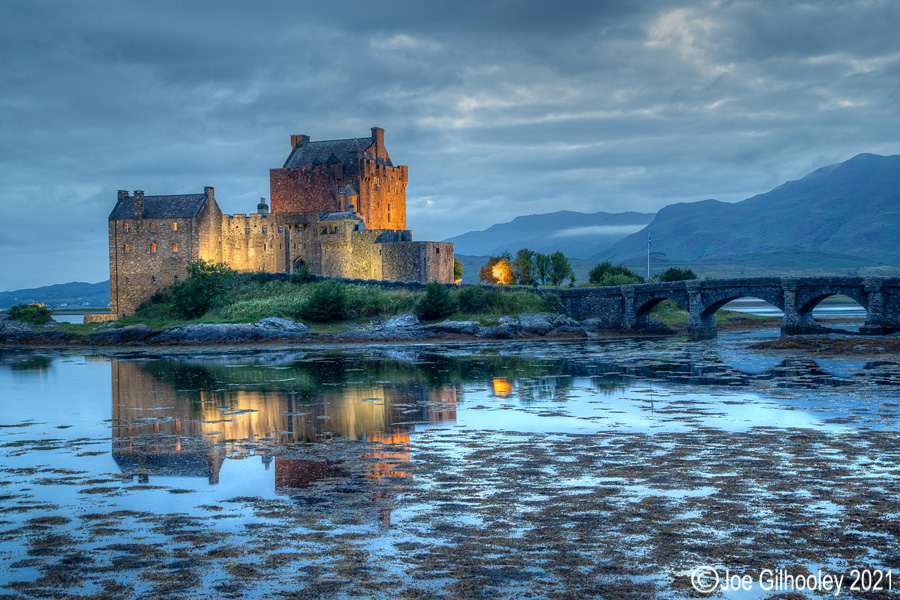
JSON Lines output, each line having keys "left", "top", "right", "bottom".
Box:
{"left": 111, "top": 358, "right": 457, "bottom": 486}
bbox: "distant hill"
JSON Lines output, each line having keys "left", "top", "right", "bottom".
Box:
{"left": 599, "top": 153, "right": 900, "bottom": 268}
{"left": 444, "top": 210, "right": 654, "bottom": 258}
{"left": 0, "top": 281, "right": 110, "bottom": 309}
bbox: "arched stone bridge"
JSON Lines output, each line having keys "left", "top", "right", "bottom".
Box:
{"left": 556, "top": 277, "right": 900, "bottom": 338}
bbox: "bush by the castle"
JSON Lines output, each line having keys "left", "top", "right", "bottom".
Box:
{"left": 9, "top": 303, "right": 53, "bottom": 325}
{"left": 656, "top": 267, "right": 698, "bottom": 282}
{"left": 588, "top": 261, "right": 644, "bottom": 286}
{"left": 171, "top": 260, "right": 237, "bottom": 318}
{"left": 298, "top": 280, "right": 349, "bottom": 322}
{"left": 455, "top": 285, "right": 492, "bottom": 313}
{"left": 415, "top": 282, "right": 455, "bottom": 321}
{"left": 290, "top": 267, "right": 312, "bottom": 284}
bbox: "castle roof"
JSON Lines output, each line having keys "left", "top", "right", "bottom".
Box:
{"left": 319, "top": 211, "right": 363, "bottom": 222}
{"left": 109, "top": 193, "right": 208, "bottom": 221}
{"left": 284, "top": 136, "right": 393, "bottom": 168}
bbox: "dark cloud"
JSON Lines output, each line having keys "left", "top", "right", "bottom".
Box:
{"left": 1, "top": 0, "right": 898, "bottom": 289}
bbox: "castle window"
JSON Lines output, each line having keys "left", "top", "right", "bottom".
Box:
{"left": 262, "top": 227, "right": 267, "bottom": 235}
{"left": 123, "top": 223, "right": 130, "bottom": 233}
{"left": 278, "top": 226, "right": 283, "bottom": 233}
{"left": 150, "top": 222, "right": 156, "bottom": 232}
{"left": 125, "top": 277, "right": 129, "bottom": 284}
{"left": 330, "top": 225, "right": 337, "bottom": 234}
{"left": 320, "top": 226, "right": 327, "bottom": 235}
{"left": 172, "top": 221, "right": 178, "bottom": 231}
{"left": 151, "top": 276, "right": 156, "bottom": 284}
{"left": 172, "top": 242, "right": 178, "bottom": 252}
{"left": 435, "top": 247, "right": 440, "bottom": 254}
{"left": 150, "top": 243, "right": 157, "bottom": 253}
{"left": 123, "top": 244, "right": 130, "bottom": 254}
{"left": 246, "top": 228, "right": 251, "bottom": 234}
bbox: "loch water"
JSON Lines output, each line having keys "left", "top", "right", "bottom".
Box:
{"left": 2, "top": 333, "right": 899, "bottom": 599}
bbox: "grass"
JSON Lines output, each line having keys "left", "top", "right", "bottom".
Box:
{"left": 111, "top": 277, "right": 558, "bottom": 330}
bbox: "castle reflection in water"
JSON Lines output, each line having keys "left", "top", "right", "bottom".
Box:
{"left": 110, "top": 355, "right": 457, "bottom": 488}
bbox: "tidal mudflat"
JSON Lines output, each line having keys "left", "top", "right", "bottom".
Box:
{"left": 1, "top": 332, "right": 899, "bottom": 599}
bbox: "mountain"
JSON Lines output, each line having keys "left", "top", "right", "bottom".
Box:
{"left": 599, "top": 153, "right": 900, "bottom": 267}
{"left": 444, "top": 210, "right": 654, "bottom": 258}
{"left": 0, "top": 281, "right": 110, "bottom": 309}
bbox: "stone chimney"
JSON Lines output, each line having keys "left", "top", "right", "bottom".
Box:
{"left": 204, "top": 186, "right": 215, "bottom": 202}
{"left": 371, "top": 127, "right": 384, "bottom": 152}
{"left": 257, "top": 198, "right": 269, "bottom": 215}
{"left": 133, "top": 190, "right": 144, "bottom": 219}
{"left": 290, "top": 134, "right": 310, "bottom": 149}
{"left": 117, "top": 190, "right": 128, "bottom": 201}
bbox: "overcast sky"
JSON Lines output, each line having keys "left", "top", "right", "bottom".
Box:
{"left": 1, "top": 0, "right": 898, "bottom": 290}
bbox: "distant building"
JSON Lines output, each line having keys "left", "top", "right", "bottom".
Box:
{"left": 105, "top": 128, "right": 453, "bottom": 318}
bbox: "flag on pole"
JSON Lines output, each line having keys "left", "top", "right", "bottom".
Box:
{"left": 648, "top": 235, "right": 651, "bottom": 248}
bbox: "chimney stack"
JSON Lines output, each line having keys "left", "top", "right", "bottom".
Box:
{"left": 133, "top": 190, "right": 144, "bottom": 219}
{"left": 117, "top": 190, "right": 128, "bottom": 201}
{"left": 371, "top": 127, "right": 384, "bottom": 152}
{"left": 204, "top": 186, "right": 215, "bottom": 202}
{"left": 257, "top": 198, "right": 269, "bottom": 215}
{"left": 290, "top": 134, "right": 310, "bottom": 149}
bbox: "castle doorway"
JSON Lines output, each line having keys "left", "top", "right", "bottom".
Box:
{"left": 293, "top": 257, "right": 307, "bottom": 272}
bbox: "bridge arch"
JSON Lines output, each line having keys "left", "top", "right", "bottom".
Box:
{"left": 633, "top": 291, "right": 690, "bottom": 328}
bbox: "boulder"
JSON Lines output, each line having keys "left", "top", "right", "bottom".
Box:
{"left": 86, "top": 324, "right": 157, "bottom": 344}
{"left": 257, "top": 317, "right": 310, "bottom": 332}
{"left": 516, "top": 313, "right": 554, "bottom": 334}
{"left": 382, "top": 314, "right": 420, "bottom": 329}
{"left": 422, "top": 320, "right": 480, "bottom": 335}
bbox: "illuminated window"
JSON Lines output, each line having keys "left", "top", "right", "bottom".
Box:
{"left": 149, "top": 222, "right": 156, "bottom": 232}
{"left": 123, "top": 223, "right": 130, "bottom": 233}
{"left": 330, "top": 225, "right": 337, "bottom": 234}
{"left": 172, "top": 221, "right": 178, "bottom": 231}
{"left": 150, "top": 243, "right": 156, "bottom": 253}
{"left": 172, "top": 242, "right": 178, "bottom": 252}
{"left": 123, "top": 244, "right": 130, "bottom": 254}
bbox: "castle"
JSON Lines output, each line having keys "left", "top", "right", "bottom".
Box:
{"left": 106, "top": 127, "right": 454, "bottom": 317}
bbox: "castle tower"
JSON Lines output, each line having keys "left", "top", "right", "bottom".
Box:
{"left": 269, "top": 127, "right": 407, "bottom": 231}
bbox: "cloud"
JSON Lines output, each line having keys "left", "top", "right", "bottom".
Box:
{"left": 1, "top": 0, "right": 899, "bottom": 289}
{"left": 551, "top": 225, "right": 649, "bottom": 239}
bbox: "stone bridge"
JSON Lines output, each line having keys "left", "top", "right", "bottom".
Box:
{"left": 557, "top": 277, "right": 900, "bottom": 338}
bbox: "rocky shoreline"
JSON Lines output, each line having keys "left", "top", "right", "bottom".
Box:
{"left": 0, "top": 313, "right": 648, "bottom": 348}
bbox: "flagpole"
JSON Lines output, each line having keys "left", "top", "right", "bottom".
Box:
{"left": 647, "top": 234, "right": 651, "bottom": 280}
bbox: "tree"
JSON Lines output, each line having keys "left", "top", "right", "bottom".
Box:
{"left": 416, "top": 281, "right": 455, "bottom": 321}
{"left": 512, "top": 248, "right": 537, "bottom": 285}
{"left": 453, "top": 258, "right": 464, "bottom": 283}
{"left": 588, "top": 261, "right": 643, "bottom": 286}
{"left": 298, "top": 280, "right": 348, "bottom": 321}
{"left": 549, "top": 251, "right": 574, "bottom": 286}
{"left": 534, "top": 253, "right": 551, "bottom": 285}
{"left": 478, "top": 253, "right": 513, "bottom": 285}
{"left": 9, "top": 303, "right": 52, "bottom": 325}
{"left": 657, "top": 267, "right": 697, "bottom": 282}
{"left": 171, "top": 259, "right": 236, "bottom": 318}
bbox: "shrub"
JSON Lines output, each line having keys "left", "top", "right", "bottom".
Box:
{"left": 297, "top": 280, "right": 348, "bottom": 322}
{"left": 455, "top": 286, "right": 492, "bottom": 313}
{"left": 656, "top": 267, "right": 698, "bottom": 282}
{"left": 416, "top": 282, "right": 455, "bottom": 321}
{"left": 290, "top": 267, "right": 312, "bottom": 285}
{"left": 588, "top": 261, "right": 643, "bottom": 286}
{"left": 9, "top": 303, "right": 53, "bottom": 325}
{"left": 453, "top": 258, "right": 464, "bottom": 283}
{"left": 171, "top": 260, "right": 236, "bottom": 318}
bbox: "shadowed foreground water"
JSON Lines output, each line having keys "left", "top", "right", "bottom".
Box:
{"left": 1, "top": 334, "right": 899, "bottom": 599}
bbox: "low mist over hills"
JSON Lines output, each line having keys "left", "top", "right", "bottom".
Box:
{"left": 443, "top": 211, "right": 653, "bottom": 258}
{"left": 599, "top": 153, "right": 900, "bottom": 269}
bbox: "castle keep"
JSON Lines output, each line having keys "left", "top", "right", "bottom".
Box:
{"left": 107, "top": 128, "right": 453, "bottom": 317}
